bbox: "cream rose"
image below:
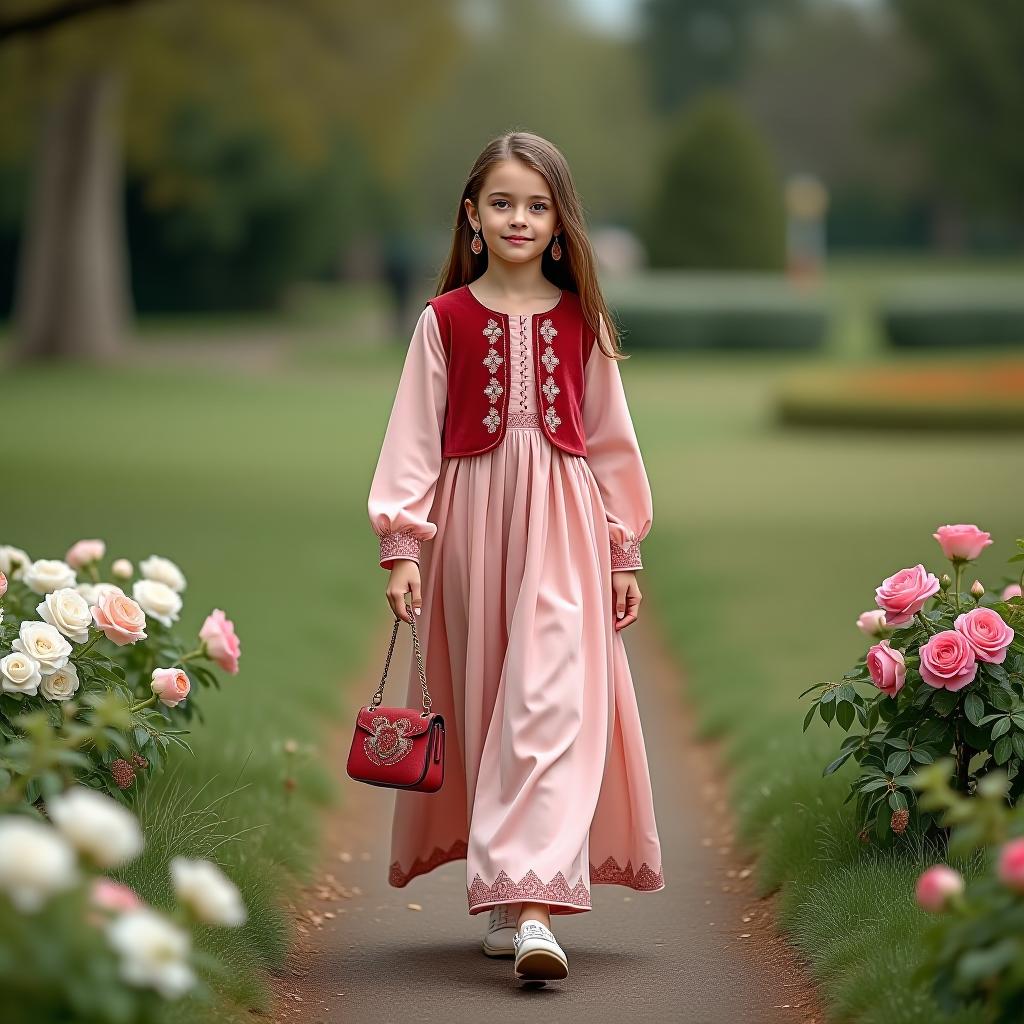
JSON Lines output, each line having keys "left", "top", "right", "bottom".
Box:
{"left": 47, "top": 787, "right": 144, "bottom": 868}
{"left": 106, "top": 908, "right": 196, "bottom": 999}
{"left": 37, "top": 587, "right": 93, "bottom": 644}
{"left": 139, "top": 555, "right": 187, "bottom": 593}
{"left": 0, "top": 817, "right": 79, "bottom": 913}
{"left": 170, "top": 857, "right": 247, "bottom": 926}
{"left": 23, "top": 558, "right": 77, "bottom": 595}
{"left": 0, "top": 651, "right": 43, "bottom": 696}
{"left": 111, "top": 558, "right": 134, "bottom": 579}
{"left": 132, "top": 579, "right": 182, "bottom": 627}
{"left": 0, "top": 545, "right": 31, "bottom": 580}
{"left": 40, "top": 662, "right": 80, "bottom": 702}
{"left": 12, "top": 620, "right": 72, "bottom": 674}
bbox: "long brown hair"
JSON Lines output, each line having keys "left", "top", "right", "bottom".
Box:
{"left": 434, "top": 131, "right": 626, "bottom": 360}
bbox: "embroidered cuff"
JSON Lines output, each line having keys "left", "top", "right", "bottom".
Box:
{"left": 610, "top": 537, "right": 642, "bottom": 571}
{"left": 379, "top": 530, "right": 422, "bottom": 569}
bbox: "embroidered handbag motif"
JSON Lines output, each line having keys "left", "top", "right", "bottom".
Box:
{"left": 346, "top": 607, "right": 445, "bottom": 793}
{"left": 364, "top": 715, "right": 414, "bottom": 765}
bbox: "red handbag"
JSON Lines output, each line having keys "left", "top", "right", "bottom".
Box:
{"left": 346, "top": 609, "right": 445, "bottom": 793}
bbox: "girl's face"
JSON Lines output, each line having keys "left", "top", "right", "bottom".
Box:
{"left": 465, "top": 159, "right": 562, "bottom": 266}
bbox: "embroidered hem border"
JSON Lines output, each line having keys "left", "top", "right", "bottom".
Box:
{"left": 388, "top": 839, "right": 665, "bottom": 908}
{"left": 610, "top": 538, "right": 642, "bottom": 571}
{"left": 379, "top": 530, "right": 422, "bottom": 566}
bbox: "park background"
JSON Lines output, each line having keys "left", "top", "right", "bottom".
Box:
{"left": 1, "top": 1, "right": 1022, "bottom": 1021}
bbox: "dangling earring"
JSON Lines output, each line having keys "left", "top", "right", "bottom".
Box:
{"left": 550, "top": 233, "right": 562, "bottom": 261}
{"left": 471, "top": 229, "right": 483, "bottom": 255}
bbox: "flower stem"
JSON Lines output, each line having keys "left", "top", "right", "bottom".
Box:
{"left": 916, "top": 611, "right": 938, "bottom": 636}
{"left": 130, "top": 694, "right": 158, "bottom": 713}
{"left": 953, "top": 562, "right": 964, "bottom": 613}
{"left": 74, "top": 630, "right": 103, "bottom": 658}
{"left": 176, "top": 646, "right": 205, "bottom": 665}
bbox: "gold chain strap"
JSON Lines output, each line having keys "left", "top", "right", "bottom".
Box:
{"left": 367, "top": 602, "right": 432, "bottom": 718}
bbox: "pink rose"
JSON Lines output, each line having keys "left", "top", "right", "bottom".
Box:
{"left": 997, "top": 838, "right": 1024, "bottom": 893}
{"left": 954, "top": 607, "right": 1015, "bottom": 665}
{"left": 933, "top": 524, "right": 992, "bottom": 563}
{"left": 875, "top": 564, "right": 941, "bottom": 627}
{"left": 919, "top": 629, "right": 978, "bottom": 691}
{"left": 65, "top": 538, "right": 106, "bottom": 569}
{"left": 866, "top": 640, "right": 906, "bottom": 697}
{"left": 0, "top": 572, "right": 6, "bottom": 598}
{"left": 90, "top": 877, "right": 144, "bottom": 913}
{"left": 91, "top": 591, "right": 148, "bottom": 646}
{"left": 1003, "top": 584, "right": 1023, "bottom": 601}
{"left": 915, "top": 864, "right": 964, "bottom": 912}
{"left": 199, "top": 609, "right": 241, "bottom": 674}
{"left": 856, "top": 610, "right": 888, "bottom": 638}
{"left": 151, "top": 667, "right": 191, "bottom": 708}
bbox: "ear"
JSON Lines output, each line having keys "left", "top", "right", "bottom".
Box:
{"left": 464, "top": 198, "right": 479, "bottom": 231}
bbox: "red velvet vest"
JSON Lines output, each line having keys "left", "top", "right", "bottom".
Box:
{"left": 426, "top": 284, "right": 596, "bottom": 458}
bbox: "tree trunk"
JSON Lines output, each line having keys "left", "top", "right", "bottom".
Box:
{"left": 12, "top": 68, "right": 131, "bottom": 364}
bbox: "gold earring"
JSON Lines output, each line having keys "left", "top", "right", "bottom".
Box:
{"left": 471, "top": 229, "right": 483, "bottom": 255}
{"left": 551, "top": 233, "right": 562, "bottom": 261}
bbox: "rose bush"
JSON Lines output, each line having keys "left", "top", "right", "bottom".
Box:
{"left": 800, "top": 525, "right": 1024, "bottom": 844}
{"left": 0, "top": 785, "right": 247, "bottom": 1024}
{"left": 907, "top": 758, "right": 1024, "bottom": 1023}
{"left": 0, "top": 541, "right": 241, "bottom": 806}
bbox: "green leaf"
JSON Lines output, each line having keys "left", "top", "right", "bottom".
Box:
{"left": 910, "top": 748, "right": 935, "bottom": 764}
{"left": 824, "top": 750, "right": 855, "bottom": 776}
{"left": 886, "top": 751, "right": 911, "bottom": 774}
{"left": 994, "top": 735, "right": 1013, "bottom": 765}
{"left": 836, "top": 701, "right": 855, "bottom": 731}
{"left": 931, "top": 690, "right": 959, "bottom": 716}
{"left": 1012, "top": 733, "right": 1024, "bottom": 761}
{"left": 992, "top": 717, "right": 1012, "bottom": 740}
{"left": 802, "top": 704, "right": 817, "bottom": 732}
{"left": 888, "top": 791, "right": 908, "bottom": 811}
{"left": 964, "top": 692, "right": 985, "bottom": 726}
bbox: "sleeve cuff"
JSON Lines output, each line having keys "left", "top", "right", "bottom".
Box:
{"left": 379, "top": 530, "right": 422, "bottom": 570}
{"left": 610, "top": 538, "right": 642, "bottom": 571}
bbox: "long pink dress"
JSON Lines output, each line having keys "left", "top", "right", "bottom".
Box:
{"left": 367, "top": 295, "right": 665, "bottom": 916}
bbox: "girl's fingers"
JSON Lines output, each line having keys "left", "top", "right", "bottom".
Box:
{"left": 411, "top": 577, "right": 422, "bottom": 617}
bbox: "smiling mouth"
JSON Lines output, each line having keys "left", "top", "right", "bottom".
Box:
{"left": 504, "top": 236, "right": 532, "bottom": 241}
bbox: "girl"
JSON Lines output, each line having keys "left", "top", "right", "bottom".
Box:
{"left": 367, "top": 131, "right": 664, "bottom": 983}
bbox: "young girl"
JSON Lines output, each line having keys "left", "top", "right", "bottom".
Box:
{"left": 367, "top": 131, "right": 664, "bottom": 983}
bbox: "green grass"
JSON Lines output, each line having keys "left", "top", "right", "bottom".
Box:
{"left": 629, "top": 344, "right": 1020, "bottom": 1023}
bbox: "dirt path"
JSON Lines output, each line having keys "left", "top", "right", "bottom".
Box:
{"left": 267, "top": 607, "right": 825, "bottom": 1024}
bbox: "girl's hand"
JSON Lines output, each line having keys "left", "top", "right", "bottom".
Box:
{"left": 387, "top": 559, "right": 422, "bottom": 623}
{"left": 612, "top": 571, "right": 642, "bottom": 631}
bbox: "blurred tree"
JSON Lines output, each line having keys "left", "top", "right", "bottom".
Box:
{"left": 886, "top": 0, "right": 1024, "bottom": 236}
{"left": 0, "top": 0, "right": 459, "bottom": 362}
{"left": 640, "top": 91, "right": 785, "bottom": 270}
{"left": 639, "top": 0, "right": 799, "bottom": 114}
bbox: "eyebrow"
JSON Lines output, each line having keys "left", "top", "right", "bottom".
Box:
{"left": 486, "top": 192, "right": 552, "bottom": 201}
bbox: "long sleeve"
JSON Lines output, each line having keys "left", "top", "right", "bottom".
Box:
{"left": 582, "top": 314, "right": 653, "bottom": 572}
{"left": 367, "top": 304, "right": 448, "bottom": 570}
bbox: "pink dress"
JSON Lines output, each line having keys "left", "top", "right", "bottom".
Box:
{"left": 367, "top": 297, "right": 665, "bottom": 916}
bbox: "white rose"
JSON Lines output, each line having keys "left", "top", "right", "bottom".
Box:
{"left": 37, "top": 587, "right": 93, "bottom": 644}
{"left": 132, "top": 580, "right": 182, "bottom": 627}
{"left": 47, "top": 787, "right": 144, "bottom": 869}
{"left": 1, "top": 651, "right": 43, "bottom": 696}
{"left": 111, "top": 558, "right": 134, "bottom": 579}
{"left": 170, "top": 857, "right": 247, "bottom": 926}
{"left": 12, "top": 620, "right": 72, "bottom": 674}
{"left": 40, "top": 662, "right": 81, "bottom": 702}
{"left": 23, "top": 558, "right": 77, "bottom": 595}
{"left": 0, "top": 545, "right": 32, "bottom": 580}
{"left": 76, "top": 582, "right": 99, "bottom": 604}
{"left": 0, "top": 817, "right": 79, "bottom": 913}
{"left": 139, "top": 555, "right": 187, "bottom": 593}
{"left": 105, "top": 907, "right": 196, "bottom": 999}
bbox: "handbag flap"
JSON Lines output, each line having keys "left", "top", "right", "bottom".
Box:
{"left": 356, "top": 705, "right": 434, "bottom": 738}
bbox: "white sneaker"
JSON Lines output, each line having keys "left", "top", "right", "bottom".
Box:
{"left": 513, "top": 919, "right": 569, "bottom": 980}
{"left": 481, "top": 902, "right": 520, "bottom": 957}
